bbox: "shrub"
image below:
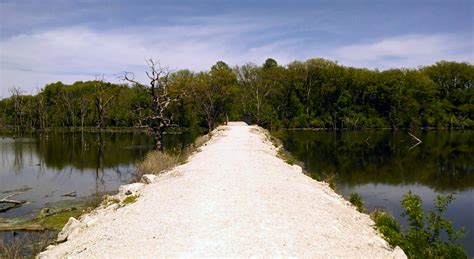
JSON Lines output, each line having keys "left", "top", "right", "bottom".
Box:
{"left": 373, "top": 192, "right": 466, "bottom": 258}
{"left": 400, "top": 192, "right": 466, "bottom": 258}
{"left": 371, "top": 210, "right": 404, "bottom": 247}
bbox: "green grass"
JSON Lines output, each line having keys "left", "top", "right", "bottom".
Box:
{"left": 36, "top": 209, "right": 82, "bottom": 230}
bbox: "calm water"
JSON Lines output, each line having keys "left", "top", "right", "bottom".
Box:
{"left": 0, "top": 131, "right": 198, "bottom": 219}
{"left": 282, "top": 130, "right": 474, "bottom": 256}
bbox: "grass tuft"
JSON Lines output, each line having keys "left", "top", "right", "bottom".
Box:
{"left": 277, "top": 148, "right": 296, "bottom": 165}
{"left": 134, "top": 132, "right": 212, "bottom": 181}
{"left": 348, "top": 192, "right": 365, "bottom": 212}
{"left": 123, "top": 195, "right": 138, "bottom": 204}
{"left": 135, "top": 150, "right": 181, "bottom": 177}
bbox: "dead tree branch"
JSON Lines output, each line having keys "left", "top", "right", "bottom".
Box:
{"left": 120, "top": 58, "right": 184, "bottom": 149}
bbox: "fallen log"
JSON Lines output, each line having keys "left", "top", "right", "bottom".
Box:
{"left": 0, "top": 193, "right": 27, "bottom": 204}
{"left": 0, "top": 223, "right": 45, "bottom": 231}
{"left": 408, "top": 132, "right": 422, "bottom": 150}
{"left": 0, "top": 186, "right": 31, "bottom": 194}
{"left": 0, "top": 203, "right": 22, "bottom": 213}
{"left": 0, "top": 193, "right": 27, "bottom": 212}
{"left": 61, "top": 191, "right": 77, "bottom": 197}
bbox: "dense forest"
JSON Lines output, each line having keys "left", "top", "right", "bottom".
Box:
{"left": 1, "top": 59, "right": 473, "bottom": 132}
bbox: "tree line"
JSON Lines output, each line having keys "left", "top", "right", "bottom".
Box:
{"left": 1, "top": 58, "right": 473, "bottom": 134}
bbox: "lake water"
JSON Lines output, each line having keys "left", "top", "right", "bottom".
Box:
{"left": 282, "top": 130, "right": 474, "bottom": 256}
{"left": 0, "top": 131, "right": 198, "bottom": 220}
{"left": 1, "top": 130, "right": 472, "bottom": 256}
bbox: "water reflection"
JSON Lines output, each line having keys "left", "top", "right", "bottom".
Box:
{"left": 0, "top": 131, "right": 198, "bottom": 219}
{"left": 282, "top": 130, "right": 474, "bottom": 256}
{"left": 283, "top": 131, "right": 474, "bottom": 191}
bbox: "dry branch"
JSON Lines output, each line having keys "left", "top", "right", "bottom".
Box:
{"left": 408, "top": 132, "right": 422, "bottom": 143}
{"left": 0, "top": 223, "right": 45, "bottom": 231}
{"left": 408, "top": 132, "right": 422, "bottom": 150}
{"left": 0, "top": 193, "right": 26, "bottom": 204}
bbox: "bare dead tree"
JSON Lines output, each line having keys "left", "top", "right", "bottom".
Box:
{"left": 60, "top": 89, "right": 75, "bottom": 127}
{"left": 79, "top": 87, "right": 89, "bottom": 132}
{"left": 36, "top": 93, "right": 48, "bottom": 130}
{"left": 93, "top": 76, "right": 118, "bottom": 130}
{"left": 9, "top": 87, "right": 24, "bottom": 132}
{"left": 120, "top": 59, "right": 183, "bottom": 150}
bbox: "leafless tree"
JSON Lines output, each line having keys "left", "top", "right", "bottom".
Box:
{"left": 79, "top": 87, "right": 89, "bottom": 131}
{"left": 36, "top": 93, "right": 48, "bottom": 130}
{"left": 60, "top": 89, "right": 75, "bottom": 127}
{"left": 9, "top": 87, "right": 24, "bottom": 131}
{"left": 94, "top": 76, "right": 118, "bottom": 130}
{"left": 121, "top": 59, "right": 184, "bottom": 150}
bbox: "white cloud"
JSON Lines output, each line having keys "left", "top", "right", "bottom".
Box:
{"left": 0, "top": 17, "right": 296, "bottom": 95}
{"left": 332, "top": 34, "right": 473, "bottom": 69}
{"left": 0, "top": 17, "right": 472, "bottom": 97}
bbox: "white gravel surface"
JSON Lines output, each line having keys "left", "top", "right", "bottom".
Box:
{"left": 39, "top": 122, "right": 406, "bottom": 258}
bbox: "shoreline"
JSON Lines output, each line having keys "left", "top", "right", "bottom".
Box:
{"left": 39, "top": 123, "right": 406, "bottom": 258}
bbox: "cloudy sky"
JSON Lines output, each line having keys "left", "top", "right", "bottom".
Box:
{"left": 0, "top": 0, "right": 472, "bottom": 96}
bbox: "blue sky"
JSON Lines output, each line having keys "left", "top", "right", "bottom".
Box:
{"left": 0, "top": 0, "right": 472, "bottom": 96}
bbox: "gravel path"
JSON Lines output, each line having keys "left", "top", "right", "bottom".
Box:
{"left": 40, "top": 122, "right": 405, "bottom": 258}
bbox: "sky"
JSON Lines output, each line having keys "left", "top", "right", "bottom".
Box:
{"left": 0, "top": 0, "right": 473, "bottom": 96}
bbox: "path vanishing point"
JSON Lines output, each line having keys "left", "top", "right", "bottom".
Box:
{"left": 40, "top": 122, "right": 406, "bottom": 258}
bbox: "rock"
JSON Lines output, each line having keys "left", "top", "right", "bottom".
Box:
{"left": 82, "top": 215, "right": 98, "bottom": 228}
{"left": 106, "top": 203, "right": 120, "bottom": 211}
{"left": 141, "top": 174, "right": 158, "bottom": 184}
{"left": 392, "top": 246, "right": 407, "bottom": 259}
{"left": 119, "top": 183, "right": 144, "bottom": 197}
{"left": 57, "top": 217, "right": 82, "bottom": 242}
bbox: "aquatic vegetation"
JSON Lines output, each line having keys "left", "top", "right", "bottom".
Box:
{"left": 36, "top": 209, "right": 82, "bottom": 231}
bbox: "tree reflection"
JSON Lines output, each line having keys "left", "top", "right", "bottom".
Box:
{"left": 282, "top": 131, "right": 474, "bottom": 191}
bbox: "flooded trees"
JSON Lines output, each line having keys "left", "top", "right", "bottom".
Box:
{"left": 9, "top": 87, "right": 24, "bottom": 132}
{"left": 0, "top": 59, "right": 472, "bottom": 132}
{"left": 93, "top": 78, "right": 118, "bottom": 130}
